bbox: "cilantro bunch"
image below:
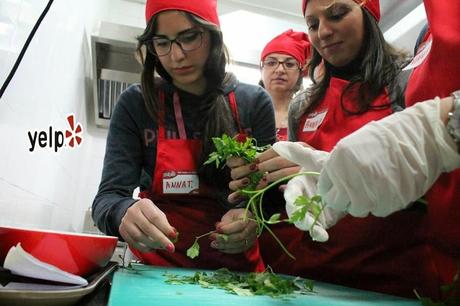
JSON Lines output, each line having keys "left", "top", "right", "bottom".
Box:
{"left": 164, "top": 268, "right": 315, "bottom": 299}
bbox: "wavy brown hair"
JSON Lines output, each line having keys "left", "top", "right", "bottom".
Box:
{"left": 296, "top": 9, "right": 409, "bottom": 121}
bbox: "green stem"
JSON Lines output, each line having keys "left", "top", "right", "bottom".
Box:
{"left": 307, "top": 200, "right": 326, "bottom": 234}
{"left": 262, "top": 222, "right": 295, "bottom": 260}
{"left": 195, "top": 230, "right": 216, "bottom": 240}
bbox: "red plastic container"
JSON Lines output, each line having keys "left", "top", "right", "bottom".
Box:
{"left": 0, "top": 226, "right": 118, "bottom": 276}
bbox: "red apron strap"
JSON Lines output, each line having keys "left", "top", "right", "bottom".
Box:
{"left": 158, "top": 91, "right": 187, "bottom": 140}
{"left": 158, "top": 90, "right": 166, "bottom": 140}
{"left": 173, "top": 92, "right": 187, "bottom": 140}
{"left": 228, "top": 91, "right": 243, "bottom": 134}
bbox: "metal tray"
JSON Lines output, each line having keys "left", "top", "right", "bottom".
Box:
{"left": 0, "top": 262, "right": 118, "bottom": 306}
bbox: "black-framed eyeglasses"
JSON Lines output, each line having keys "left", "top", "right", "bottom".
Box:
{"left": 261, "top": 58, "right": 300, "bottom": 71}
{"left": 148, "top": 29, "right": 204, "bottom": 57}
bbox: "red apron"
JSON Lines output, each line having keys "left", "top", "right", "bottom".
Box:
{"left": 276, "top": 127, "right": 288, "bottom": 141}
{"left": 404, "top": 0, "right": 460, "bottom": 291}
{"left": 269, "top": 78, "right": 439, "bottom": 298}
{"left": 131, "top": 91, "right": 264, "bottom": 272}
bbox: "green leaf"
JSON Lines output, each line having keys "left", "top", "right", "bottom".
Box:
{"left": 289, "top": 207, "right": 308, "bottom": 223}
{"left": 186, "top": 240, "right": 200, "bottom": 259}
{"left": 171, "top": 231, "right": 180, "bottom": 244}
{"left": 268, "top": 213, "right": 281, "bottom": 223}
{"left": 294, "top": 195, "right": 309, "bottom": 206}
{"left": 227, "top": 284, "right": 254, "bottom": 296}
{"left": 218, "top": 234, "right": 229, "bottom": 241}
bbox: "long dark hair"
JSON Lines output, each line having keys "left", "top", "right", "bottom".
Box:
{"left": 136, "top": 12, "right": 235, "bottom": 190}
{"left": 296, "top": 9, "right": 408, "bottom": 121}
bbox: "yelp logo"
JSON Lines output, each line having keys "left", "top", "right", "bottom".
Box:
{"left": 28, "top": 114, "right": 83, "bottom": 152}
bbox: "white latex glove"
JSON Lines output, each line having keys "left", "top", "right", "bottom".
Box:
{"left": 318, "top": 98, "right": 460, "bottom": 218}
{"left": 272, "top": 142, "right": 346, "bottom": 242}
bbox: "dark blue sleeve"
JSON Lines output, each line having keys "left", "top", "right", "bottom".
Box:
{"left": 92, "top": 85, "right": 146, "bottom": 238}
{"left": 234, "top": 83, "right": 276, "bottom": 145}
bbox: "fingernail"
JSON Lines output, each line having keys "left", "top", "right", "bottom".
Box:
{"left": 166, "top": 243, "right": 175, "bottom": 253}
{"left": 168, "top": 228, "right": 177, "bottom": 239}
{"left": 249, "top": 163, "right": 258, "bottom": 171}
{"left": 242, "top": 178, "right": 250, "bottom": 186}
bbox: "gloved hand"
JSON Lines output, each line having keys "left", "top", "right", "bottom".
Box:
{"left": 272, "top": 142, "right": 345, "bottom": 242}
{"left": 318, "top": 98, "right": 460, "bottom": 218}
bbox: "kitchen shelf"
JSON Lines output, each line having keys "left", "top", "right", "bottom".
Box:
{"left": 91, "top": 21, "right": 143, "bottom": 128}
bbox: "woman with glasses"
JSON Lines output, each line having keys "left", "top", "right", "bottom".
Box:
{"left": 257, "top": 29, "right": 311, "bottom": 272}
{"left": 92, "top": 0, "right": 276, "bottom": 271}
{"left": 226, "top": 0, "right": 444, "bottom": 298}
{"left": 259, "top": 30, "right": 310, "bottom": 141}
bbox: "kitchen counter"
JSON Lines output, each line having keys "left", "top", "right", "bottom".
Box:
{"left": 107, "top": 264, "right": 421, "bottom": 306}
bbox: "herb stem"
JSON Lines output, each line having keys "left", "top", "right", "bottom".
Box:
{"left": 195, "top": 230, "right": 216, "bottom": 240}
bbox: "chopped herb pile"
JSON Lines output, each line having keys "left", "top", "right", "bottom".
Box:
{"left": 164, "top": 268, "right": 315, "bottom": 299}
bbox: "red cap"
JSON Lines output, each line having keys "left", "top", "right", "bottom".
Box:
{"left": 261, "top": 29, "right": 311, "bottom": 67}
{"left": 302, "top": 0, "right": 380, "bottom": 22}
{"left": 145, "top": 0, "right": 220, "bottom": 26}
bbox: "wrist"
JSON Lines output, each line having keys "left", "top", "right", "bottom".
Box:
{"left": 445, "top": 90, "right": 460, "bottom": 153}
{"left": 440, "top": 96, "right": 454, "bottom": 125}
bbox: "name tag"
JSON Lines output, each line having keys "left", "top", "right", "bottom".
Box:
{"left": 302, "top": 110, "right": 328, "bottom": 132}
{"left": 162, "top": 171, "right": 199, "bottom": 194}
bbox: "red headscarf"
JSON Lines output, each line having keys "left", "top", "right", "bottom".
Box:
{"left": 260, "top": 29, "right": 311, "bottom": 67}
{"left": 145, "top": 0, "right": 220, "bottom": 26}
{"left": 302, "top": 0, "right": 380, "bottom": 22}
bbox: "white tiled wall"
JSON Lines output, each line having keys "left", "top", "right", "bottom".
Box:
{"left": 0, "top": 0, "right": 141, "bottom": 232}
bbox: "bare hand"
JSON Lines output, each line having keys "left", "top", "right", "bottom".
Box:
{"left": 226, "top": 147, "right": 301, "bottom": 204}
{"left": 119, "top": 198, "right": 177, "bottom": 253}
{"left": 254, "top": 148, "right": 301, "bottom": 189}
{"left": 209, "top": 209, "right": 258, "bottom": 254}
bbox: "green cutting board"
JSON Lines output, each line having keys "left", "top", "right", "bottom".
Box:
{"left": 108, "top": 265, "right": 420, "bottom": 306}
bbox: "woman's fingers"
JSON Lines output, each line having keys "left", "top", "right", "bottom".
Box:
{"left": 229, "top": 162, "right": 258, "bottom": 180}
{"left": 209, "top": 209, "right": 258, "bottom": 253}
{"left": 119, "top": 199, "right": 175, "bottom": 252}
{"left": 258, "top": 155, "right": 298, "bottom": 174}
{"left": 119, "top": 224, "right": 152, "bottom": 253}
{"left": 227, "top": 190, "right": 247, "bottom": 205}
{"left": 226, "top": 156, "right": 247, "bottom": 168}
{"left": 256, "top": 165, "right": 301, "bottom": 189}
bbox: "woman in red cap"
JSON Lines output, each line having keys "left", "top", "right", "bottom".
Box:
{"left": 227, "top": 0, "right": 444, "bottom": 298}
{"left": 256, "top": 29, "right": 310, "bottom": 272}
{"left": 92, "top": 0, "right": 277, "bottom": 272}
{"left": 274, "top": 1, "right": 460, "bottom": 301}
{"left": 259, "top": 29, "right": 310, "bottom": 141}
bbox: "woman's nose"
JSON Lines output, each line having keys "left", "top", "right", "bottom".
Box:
{"left": 318, "top": 20, "right": 334, "bottom": 41}
{"left": 274, "top": 62, "right": 286, "bottom": 73}
{"left": 170, "top": 42, "right": 186, "bottom": 62}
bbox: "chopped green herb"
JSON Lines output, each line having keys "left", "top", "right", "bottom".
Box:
{"left": 186, "top": 240, "right": 200, "bottom": 259}
{"left": 163, "top": 268, "right": 316, "bottom": 299}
